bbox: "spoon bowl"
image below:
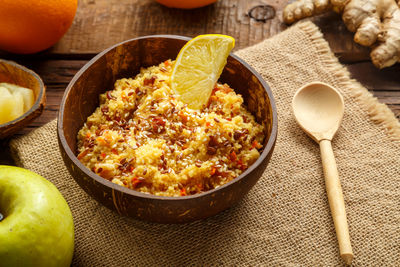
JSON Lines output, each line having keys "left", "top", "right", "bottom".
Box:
{"left": 292, "top": 82, "right": 344, "bottom": 142}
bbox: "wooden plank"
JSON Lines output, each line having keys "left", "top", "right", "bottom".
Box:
{"left": 0, "top": 0, "right": 369, "bottom": 62}
{"left": 19, "top": 60, "right": 86, "bottom": 84}
{"left": 0, "top": 139, "right": 14, "bottom": 165}
{"left": 372, "top": 91, "right": 400, "bottom": 101}
{"left": 312, "top": 12, "right": 370, "bottom": 63}
{"left": 387, "top": 105, "right": 400, "bottom": 120}
{"left": 346, "top": 62, "right": 400, "bottom": 91}
{"left": 345, "top": 62, "right": 400, "bottom": 119}
{"left": 54, "top": 0, "right": 285, "bottom": 53}
{"left": 372, "top": 91, "right": 400, "bottom": 119}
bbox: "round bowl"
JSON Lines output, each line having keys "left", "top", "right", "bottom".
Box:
{"left": 57, "top": 35, "right": 277, "bottom": 223}
{"left": 0, "top": 59, "right": 46, "bottom": 139}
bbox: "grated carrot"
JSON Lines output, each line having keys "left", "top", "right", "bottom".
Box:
{"left": 180, "top": 187, "right": 187, "bottom": 196}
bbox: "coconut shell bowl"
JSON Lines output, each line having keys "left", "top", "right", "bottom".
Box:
{"left": 0, "top": 59, "right": 46, "bottom": 139}
{"left": 58, "top": 35, "right": 278, "bottom": 223}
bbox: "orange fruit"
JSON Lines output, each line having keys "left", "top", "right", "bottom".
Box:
{"left": 0, "top": 0, "right": 78, "bottom": 54}
{"left": 156, "top": 0, "right": 218, "bottom": 9}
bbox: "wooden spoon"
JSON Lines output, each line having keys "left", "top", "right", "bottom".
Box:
{"left": 292, "top": 82, "right": 353, "bottom": 265}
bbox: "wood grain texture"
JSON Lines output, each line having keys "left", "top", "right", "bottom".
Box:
{"left": 54, "top": 0, "right": 285, "bottom": 54}
{"left": 347, "top": 63, "right": 400, "bottom": 91}
{"left": 0, "top": 0, "right": 364, "bottom": 62}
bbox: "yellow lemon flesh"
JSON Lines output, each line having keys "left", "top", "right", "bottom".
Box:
{"left": 171, "top": 34, "right": 235, "bottom": 110}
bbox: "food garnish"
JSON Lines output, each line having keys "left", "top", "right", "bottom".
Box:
{"left": 171, "top": 34, "right": 235, "bottom": 109}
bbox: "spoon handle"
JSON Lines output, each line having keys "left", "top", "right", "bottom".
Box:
{"left": 319, "top": 139, "right": 353, "bottom": 265}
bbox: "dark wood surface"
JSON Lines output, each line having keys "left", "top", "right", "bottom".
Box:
{"left": 1, "top": 0, "right": 399, "bottom": 165}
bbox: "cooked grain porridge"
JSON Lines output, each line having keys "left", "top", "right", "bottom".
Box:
{"left": 77, "top": 60, "right": 265, "bottom": 197}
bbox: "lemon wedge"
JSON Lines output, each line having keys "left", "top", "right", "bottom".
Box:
{"left": 171, "top": 34, "right": 235, "bottom": 110}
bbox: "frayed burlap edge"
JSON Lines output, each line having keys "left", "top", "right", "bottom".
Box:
{"left": 297, "top": 21, "right": 400, "bottom": 141}
{"left": 9, "top": 120, "right": 56, "bottom": 166}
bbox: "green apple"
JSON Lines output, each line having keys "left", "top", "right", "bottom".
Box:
{"left": 0, "top": 166, "right": 74, "bottom": 267}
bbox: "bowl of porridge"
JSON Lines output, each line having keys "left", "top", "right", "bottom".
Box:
{"left": 58, "top": 35, "right": 277, "bottom": 223}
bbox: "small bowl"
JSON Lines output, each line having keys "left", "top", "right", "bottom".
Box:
{"left": 58, "top": 35, "right": 277, "bottom": 223}
{"left": 0, "top": 59, "right": 46, "bottom": 139}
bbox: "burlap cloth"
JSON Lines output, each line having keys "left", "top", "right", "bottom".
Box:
{"left": 9, "top": 21, "right": 400, "bottom": 266}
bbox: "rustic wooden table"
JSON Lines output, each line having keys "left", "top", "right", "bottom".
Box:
{"left": 1, "top": 0, "right": 399, "bottom": 164}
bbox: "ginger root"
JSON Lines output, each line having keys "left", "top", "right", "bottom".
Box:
{"left": 283, "top": 0, "right": 400, "bottom": 68}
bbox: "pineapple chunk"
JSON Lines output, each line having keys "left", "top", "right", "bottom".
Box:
{"left": 12, "top": 90, "right": 24, "bottom": 118}
{"left": 0, "top": 83, "right": 35, "bottom": 125}
{"left": 0, "top": 86, "right": 19, "bottom": 124}
{"left": 0, "top": 83, "right": 35, "bottom": 112}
